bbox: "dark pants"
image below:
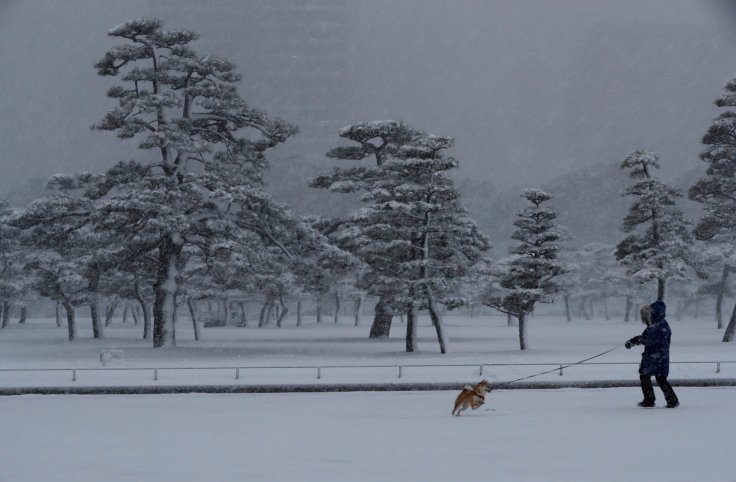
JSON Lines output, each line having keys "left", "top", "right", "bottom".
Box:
{"left": 640, "top": 375, "right": 679, "bottom": 405}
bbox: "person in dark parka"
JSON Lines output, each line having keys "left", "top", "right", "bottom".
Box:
{"left": 625, "top": 301, "right": 679, "bottom": 408}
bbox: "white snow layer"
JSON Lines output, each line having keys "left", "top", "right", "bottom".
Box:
{"left": 0, "top": 388, "right": 733, "bottom": 481}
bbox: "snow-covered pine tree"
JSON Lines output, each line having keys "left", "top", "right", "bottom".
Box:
{"left": 604, "top": 263, "right": 640, "bottom": 323}
{"left": 11, "top": 173, "right": 160, "bottom": 339}
{"left": 571, "top": 243, "right": 625, "bottom": 321}
{"left": 389, "top": 137, "right": 490, "bottom": 352}
{"left": 0, "top": 200, "right": 23, "bottom": 328}
{"left": 12, "top": 218, "right": 91, "bottom": 340}
{"left": 689, "top": 77, "right": 736, "bottom": 340}
{"left": 695, "top": 244, "right": 736, "bottom": 329}
{"left": 616, "top": 149, "right": 703, "bottom": 303}
{"left": 311, "top": 121, "right": 425, "bottom": 339}
{"left": 314, "top": 126, "right": 491, "bottom": 352}
{"left": 88, "top": 18, "right": 297, "bottom": 347}
{"left": 483, "top": 189, "right": 564, "bottom": 350}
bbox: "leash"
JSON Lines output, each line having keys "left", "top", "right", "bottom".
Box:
{"left": 490, "top": 345, "right": 622, "bottom": 390}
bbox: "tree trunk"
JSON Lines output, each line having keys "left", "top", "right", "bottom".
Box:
{"left": 90, "top": 303, "right": 104, "bottom": 339}
{"left": 507, "top": 312, "right": 514, "bottom": 326}
{"left": 223, "top": 298, "right": 230, "bottom": 327}
{"left": 369, "top": 297, "right": 392, "bottom": 338}
{"left": 722, "top": 302, "right": 736, "bottom": 342}
{"left": 133, "top": 279, "right": 151, "bottom": 340}
{"left": 624, "top": 295, "right": 632, "bottom": 322}
{"left": 88, "top": 267, "right": 104, "bottom": 338}
{"left": 603, "top": 296, "right": 609, "bottom": 321}
{"left": 62, "top": 299, "right": 76, "bottom": 341}
{"left": 354, "top": 296, "right": 362, "bottom": 326}
{"left": 469, "top": 302, "right": 476, "bottom": 318}
{"left": 296, "top": 297, "right": 302, "bottom": 327}
{"left": 716, "top": 266, "right": 730, "bottom": 329}
{"left": 334, "top": 291, "right": 340, "bottom": 324}
{"left": 130, "top": 304, "right": 140, "bottom": 326}
{"left": 277, "top": 296, "right": 288, "bottom": 327}
{"left": 122, "top": 304, "right": 129, "bottom": 324}
{"left": 258, "top": 296, "right": 271, "bottom": 328}
{"left": 265, "top": 298, "right": 275, "bottom": 326}
{"left": 55, "top": 300, "right": 62, "bottom": 327}
{"left": 238, "top": 301, "right": 248, "bottom": 327}
{"left": 406, "top": 306, "right": 417, "bottom": 352}
{"left": 104, "top": 299, "right": 117, "bottom": 327}
{"left": 694, "top": 298, "right": 701, "bottom": 319}
{"left": 518, "top": 312, "right": 527, "bottom": 350}
{"left": 140, "top": 302, "right": 151, "bottom": 340}
{"left": 152, "top": 234, "right": 182, "bottom": 348}
{"left": 564, "top": 295, "right": 572, "bottom": 322}
{"left": 316, "top": 295, "right": 323, "bottom": 323}
{"left": 18, "top": 305, "right": 27, "bottom": 324}
{"left": 187, "top": 299, "right": 201, "bottom": 341}
{"left": 657, "top": 278, "right": 665, "bottom": 302}
{"left": 1, "top": 302, "right": 9, "bottom": 328}
{"left": 427, "top": 288, "right": 448, "bottom": 354}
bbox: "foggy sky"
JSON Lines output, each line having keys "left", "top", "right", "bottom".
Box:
{"left": 2, "top": 0, "right": 736, "bottom": 201}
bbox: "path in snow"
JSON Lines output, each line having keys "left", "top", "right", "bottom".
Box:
{"left": 1, "top": 387, "right": 733, "bottom": 482}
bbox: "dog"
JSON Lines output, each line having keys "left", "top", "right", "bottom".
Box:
{"left": 452, "top": 379, "right": 491, "bottom": 416}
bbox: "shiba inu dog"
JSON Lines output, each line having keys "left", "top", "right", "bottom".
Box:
{"left": 452, "top": 379, "right": 491, "bottom": 416}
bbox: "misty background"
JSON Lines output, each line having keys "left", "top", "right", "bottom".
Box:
{"left": 2, "top": 0, "right": 736, "bottom": 248}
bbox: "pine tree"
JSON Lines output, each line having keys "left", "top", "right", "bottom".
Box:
{"left": 0, "top": 200, "right": 23, "bottom": 328}
{"left": 483, "top": 189, "right": 564, "bottom": 350}
{"left": 313, "top": 125, "right": 490, "bottom": 352}
{"left": 312, "top": 121, "right": 425, "bottom": 338}
{"left": 9, "top": 184, "right": 113, "bottom": 339}
{"left": 616, "top": 150, "right": 703, "bottom": 302}
{"left": 690, "top": 76, "right": 736, "bottom": 341}
{"left": 88, "top": 18, "right": 297, "bottom": 347}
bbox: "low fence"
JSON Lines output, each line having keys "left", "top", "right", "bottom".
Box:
{"left": 1, "top": 360, "right": 734, "bottom": 383}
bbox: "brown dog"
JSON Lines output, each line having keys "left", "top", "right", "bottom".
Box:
{"left": 452, "top": 379, "right": 491, "bottom": 416}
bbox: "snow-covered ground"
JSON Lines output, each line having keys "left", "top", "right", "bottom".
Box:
{"left": 1, "top": 314, "right": 735, "bottom": 387}
{"left": 1, "top": 387, "right": 734, "bottom": 482}
{"left": 2, "top": 313, "right": 734, "bottom": 480}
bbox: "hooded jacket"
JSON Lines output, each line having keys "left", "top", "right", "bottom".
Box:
{"left": 629, "top": 301, "right": 672, "bottom": 377}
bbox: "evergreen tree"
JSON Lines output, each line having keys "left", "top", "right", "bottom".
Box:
{"left": 0, "top": 200, "right": 23, "bottom": 328}
{"left": 616, "top": 150, "right": 703, "bottom": 302}
{"left": 10, "top": 182, "right": 112, "bottom": 339}
{"left": 690, "top": 76, "right": 736, "bottom": 341}
{"left": 312, "top": 121, "right": 425, "bottom": 338}
{"left": 482, "top": 189, "right": 564, "bottom": 350}
{"left": 313, "top": 125, "right": 490, "bottom": 352}
{"left": 696, "top": 244, "right": 736, "bottom": 329}
{"left": 88, "top": 18, "right": 297, "bottom": 347}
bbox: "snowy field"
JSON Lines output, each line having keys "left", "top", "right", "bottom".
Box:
{"left": 1, "top": 313, "right": 735, "bottom": 387}
{"left": 2, "top": 314, "right": 735, "bottom": 481}
{"left": 1, "top": 387, "right": 734, "bottom": 482}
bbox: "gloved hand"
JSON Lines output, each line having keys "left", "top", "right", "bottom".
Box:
{"left": 625, "top": 341, "right": 632, "bottom": 349}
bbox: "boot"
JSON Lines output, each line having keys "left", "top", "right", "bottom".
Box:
{"left": 638, "top": 375, "right": 656, "bottom": 407}
{"left": 655, "top": 376, "right": 679, "bottom": 408}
